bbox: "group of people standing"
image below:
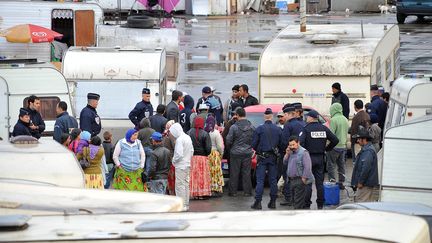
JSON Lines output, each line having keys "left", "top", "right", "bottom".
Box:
{"left": 11, "top": 80, "right": 389, "bottom": 211}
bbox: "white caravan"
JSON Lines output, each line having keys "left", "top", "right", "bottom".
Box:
{"left": 62, "top": 47, "right": 166, "bottom": 141}
{"left": 0, "top": 62, "right": 72, "bottom": 140}
{"left": 385, "top": 74, "right": 432, "bottom": 130}
{"left": 259, "top": 24, "right": 400, "bottom": 117}
{"left": 96, "top": 24, "right": 179, "bottom": 97}
{"left": 0, "top": 1, "right": 104, "bottom": 62}
{"left": 380, "top": 115, "right": 432, "bottom": 207}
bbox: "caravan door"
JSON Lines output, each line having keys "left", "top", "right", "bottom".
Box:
{"left": 0, "top": 77, "right": 9, "bottom": 140}
{"left": 75, "top": 10, "right": 95, "bottom": 46}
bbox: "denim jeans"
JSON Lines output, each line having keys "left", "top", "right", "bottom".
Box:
{"left": 149, "top": 179, "right": 168, "bottom": 194}
{"left": 104, "top": 164, "right": 115, "bottom": 189}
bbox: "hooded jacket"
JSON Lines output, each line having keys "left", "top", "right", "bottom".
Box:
{"left": 169, "top": 123, "right": 194, "bottom": 169}
{"left": 180, "top": 95, "right": 195, "bottom": 133}
{"left": 138, "top": 118, "right": 155, "bottom": 147}
{"left": 330, "top": 103, "right": 349, "bottom": 149}
{"left": 226, "top": 118, "right": 255, "bottom": 155}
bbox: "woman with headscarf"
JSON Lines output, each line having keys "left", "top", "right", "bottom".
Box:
{"left": 82, "top": 136, "right": 105, "bottom": 189}
{"left": 112, "top": 128, "right": 147, "bottom": 191}
{"left": 205, "top": 116, "right": 225, "bottom": 196}
{"left": 179, "top": 95, "right": 195, "bottom": 133}
{"left": 187, "top": 116, "right": 212, "bottom": 199}
{"left": 75, "top": 130, "right": 91, "bottom": 161}
{"left": 163, "top": 120, "right": 176, "bottom": 195}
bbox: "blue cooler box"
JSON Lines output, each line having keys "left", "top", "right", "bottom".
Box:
{"left": 324, "top": 182, "right": 340, "bottom": 205}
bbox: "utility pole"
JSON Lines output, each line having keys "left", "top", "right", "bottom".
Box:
{"left": 300, "top": 0, "right": 306, "bottom": 32}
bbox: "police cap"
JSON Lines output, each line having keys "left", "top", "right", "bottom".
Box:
{"left": 142, "top": 88, "right": 150, "bottom": 94}
{"left": 291, "top": 102, "right": 303, "bottom": 110}
{"left": 283, "top": 106, "right": 295, "bottom": 113}
{"left": 87, "top": 93, "right": 100, "bottom": 100}
{"left": 264, "top": 108, "right": 273, "bottom": 115}
{"left": 19, "top": 108, "right": 30, "bottom": 117}
{"left": 305, "top": 110, "right": 319, "bottom": 119}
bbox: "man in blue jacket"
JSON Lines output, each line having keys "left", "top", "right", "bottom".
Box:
{"left": 351, "top": 128, "right": 379, "bottom": 202}
{"left": 79, "top": 93, "right": 101, "bottom": 137}
{"left": 129, "top": 88, "right": 154, "bottom": 129}
{"left": 368, "top": 85, "right": 387, "bottom": 130}
{"left": 53, "top": 101, "right": 78, "bottom": 143}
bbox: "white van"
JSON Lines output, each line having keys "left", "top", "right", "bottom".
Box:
{"left": 96, "top": 25, "right": 179, "bottom": 98}
{"left": 259, "top": 24, "right": 400, "bottom": 117}
{"left": 385, "top": 74, "right": 432, "bottom": 130}
{"left": 0, "top": 1, "right": 104, "bottom": 62}
{"left": 0, "top": 61, "right": 73, "bottom": 140}
{"left": 380, "top": 115, "right": 432, "bottom": 207}
{"left": 62, "top": 47, "right": 166, "bottom": 141}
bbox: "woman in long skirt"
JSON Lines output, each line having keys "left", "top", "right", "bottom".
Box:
{"left": 83, "top": 136, "right": 105, "bottom": 189}
{"left": 188, "top": 116, "right": 212, "bottom": 199}
{"left": 205, "top": 116, "right": 225, "bottom": 196}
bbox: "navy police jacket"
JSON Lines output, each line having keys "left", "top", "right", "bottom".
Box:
{"left": 79, "top": 105, "right": 101, "bottom": 137}
{"left": 369, "top": 95, "right": 387, "bottom": 129}
{"left": 12, "top": 119, "right": 31, "bottom": 137}
{"left": 300, "top": 121, "right": 339, "bottom": 155}
{"left": 129, "top": 100, "right": 154, "bottom": 127}
{"left": 281, "top": 118, "right": 304, "bottom": 152}
{"left": 28, "top": 109, "right": 45, "bottom": 139}
{"left": 252, "top": 120, "right": 282, "bottom": 154}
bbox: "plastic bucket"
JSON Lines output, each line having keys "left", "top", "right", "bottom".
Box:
{"left": 324, "top": 182, "right": 340, "bottom": 205}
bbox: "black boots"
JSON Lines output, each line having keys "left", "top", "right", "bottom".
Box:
{"left": 251, "top": 200, "right": 262, "bottom": 210}
{"left": 268, "top": 199, "right": 276, "bottom": 209}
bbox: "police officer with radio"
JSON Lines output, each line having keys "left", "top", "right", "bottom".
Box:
{"left": 300, "top": 110, "right": 338, "bottom": 209}
{"left": 251, "top": 108, "right": 282, "bottom": 210}
{"left": 129, "top": 88, "right": 154, "bottom": 129}
{"left": 80, "top": 93, "right": 101, "bottom": 137}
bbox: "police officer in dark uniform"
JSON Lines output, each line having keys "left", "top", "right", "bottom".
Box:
{"left": 280, "top": 105, "right": 304, "bottom": 206}
{"left": 300, "top": 110, "right": 338, "bottom": 209}
{"left": 12, "top": 108, "right": 32, "bottom": 137}
{"left": 251, "top": 108, "right": 282, "bottom": 210}
{"left": 79, "top": 93, "right": 101, "bottom": 137}
{"left": 129, "top": 88, "right": 154, "bottom": 129}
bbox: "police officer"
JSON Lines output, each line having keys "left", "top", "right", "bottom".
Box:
{"left": 129, "top": 88, "right": 154, "bottom": 129}
{"left": 291, "top": 102, "right": 306, "bottom": 127}
{"left": 251, "top": 108, "right": 282, "bottom": 210}
{"left": 280, "top": 105, "right": 304, "bottom": 206}
{"left": 80, "top": 93, "right": 101, "bottom": 137}
{"left": 300, "top": 110, "right": 339, "bottom": 209}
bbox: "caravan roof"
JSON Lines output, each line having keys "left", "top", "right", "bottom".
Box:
{"left": 62, "top": 47, "right": 166, "bottom": 80}
{"left": 390, "top": 74, "right": 432, "bottom": 106}
{"left": 259, "top": 24, "right": 398, "bottom": 77}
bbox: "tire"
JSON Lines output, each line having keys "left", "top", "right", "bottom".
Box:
{"left": 127, "top": 15, "right": 155, "bottom": 29}
{"left": 396, "top": 12, "right": 406, "bottom": 24}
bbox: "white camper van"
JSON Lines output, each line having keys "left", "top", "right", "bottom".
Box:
{"left": 96, "top": 25, "right": 179, "bottom": 97}
{"left": 0, "top": 61, "right": 72, "bottom": 140}
{"left": 0, "top": 1, "right": 104, "bottom": 62}
{"left": 385, "top": 74, "right": 432, "bottom": 130}
{"left": 62, "top": 47, "right": 166, "bottom": 141}
{"left": 380, "top": 115, "right": 432, "bottom": 207}
{"left": 258, "top": 24, "right": 400, "bottom": 117}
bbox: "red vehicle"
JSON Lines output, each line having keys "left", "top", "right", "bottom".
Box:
{"left": 221, "top": 104, "right": 330, "bottom": 180}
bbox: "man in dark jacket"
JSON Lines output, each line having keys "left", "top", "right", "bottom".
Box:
{"left": 12, "top": 108, "right": 32, "bottom": 137}
{"left": 148, "top": 132, "right": 172, "bottom": 194}
{"left": 350, "top": 100, "right": 370, "bottom": 160}
{"left": 129, "top": 88, "right": 154, "bottom": 129}
{"left": 79, "top": 93, "right": 101, "bottom": 137}
{"left": 27, "top": 95, "right": 45, "bottom": 139}
{"left": 351, "top": 128, "right": 379, "bottom": 202}
{"left": 53, "top": 101, "right": 78, "bottom": 143}
{"left": 165, "top": 90, "right": 183, "bottom": 122}
{"left": 226, "top": 107, "right": 255, "bottom": 197}
{"left": 149, "top": 104, "right": 168, "bottom": 133}
{"left": 251, "top": 108, "right": 282, "bottom": 210}
{"left": 238, "top": 84, "right": 259, "bottom": 108}
{"left": 138, "top": 118, "right": 155, "bottom": 174}
{"left": 368, "top": 85, "right": 387, "bottom": 130}
{"left": 331, "top": 82, "right": 350, "bottom": 119}
{"left": 179, "top": 95, "right": 195, "bottom": 133}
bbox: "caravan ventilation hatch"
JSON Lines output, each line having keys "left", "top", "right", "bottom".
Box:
{"left": 278, "top": 33, "right": 305, "bottom": 40}
{"left": 310, "top": 34, "right": 339, "bottom": 44}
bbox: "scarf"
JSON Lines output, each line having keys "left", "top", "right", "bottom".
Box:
{"left": 89, "top": 144, "right": 100, "bottom": 160}
{"left": 194, "top": 116, "right": 205, "bottom": 140}
{"left": 125, "top": 128, "right": 137, "bottom": 144}
{"left": 205, "top": 115, "right": 215, "bottom": 133}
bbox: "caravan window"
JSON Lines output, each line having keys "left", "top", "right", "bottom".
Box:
{"left": 51, "top": 9, "right": 74, "bottom": 46}
{"left": 388, "top": 101, "right": 406, "bottom": 128}
{"left": 386, "top": 56, "right": 392, "bottom": 81}
{"left": 23, "top": 97, "right": 60, "bottom": 121}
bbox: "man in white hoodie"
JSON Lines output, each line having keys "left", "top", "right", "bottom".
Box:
{"left": 169, "top": 123, "right": 194, "bottom": 211}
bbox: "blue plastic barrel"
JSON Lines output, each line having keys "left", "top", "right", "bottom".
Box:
{"left": 324, "top": 182, "right": 340, "bottom": 205}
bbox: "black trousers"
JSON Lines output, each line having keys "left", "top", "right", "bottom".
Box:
{"left": 290, "top": 177, "right": 307, "bottom": 209}
{"left": 305, "top": 154, "right": 325, "bottom": 208}
{"left": 229, "top": 153, "right": 252, "bottom": 194}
